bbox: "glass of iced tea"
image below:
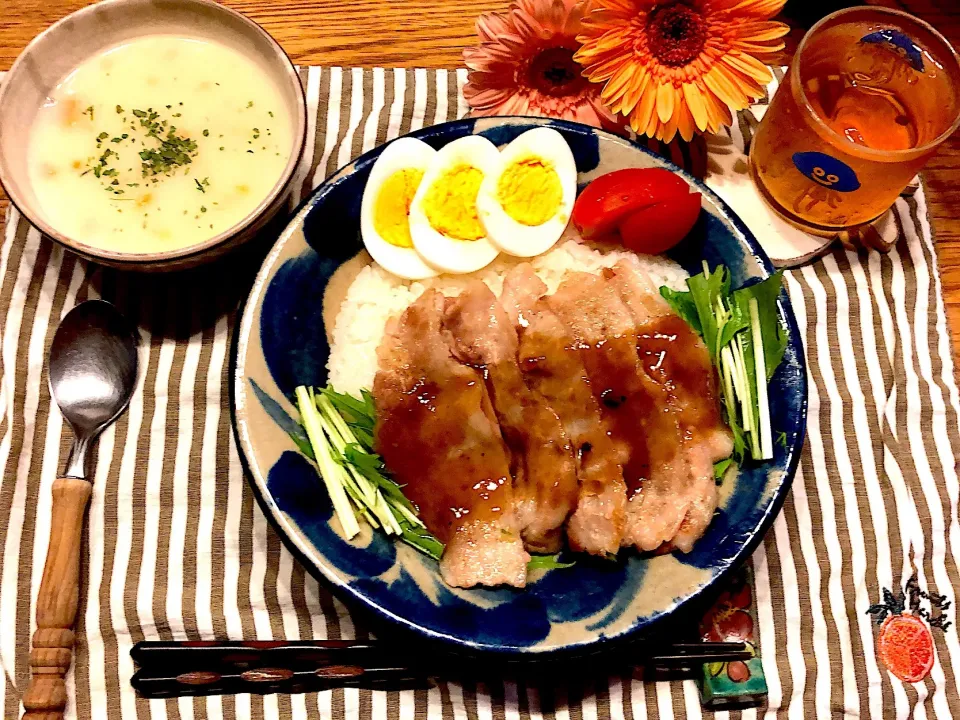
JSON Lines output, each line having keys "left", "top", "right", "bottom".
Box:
{"left": 750, "top": 6, "right": 960, "bottom": 235}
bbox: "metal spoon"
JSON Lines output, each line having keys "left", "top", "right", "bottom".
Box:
{"left": 22, "top": 300, "right": 139, "bottom": 720}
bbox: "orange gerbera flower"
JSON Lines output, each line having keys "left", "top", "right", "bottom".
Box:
{"left": 575, "top": 0, "right": 790, "bottom": 142}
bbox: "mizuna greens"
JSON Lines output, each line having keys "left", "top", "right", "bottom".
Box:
{"left": 295, "top": 385, "right": 443, "bottom": 560}
{"left": 660, "top": 262, "right": 788, "bottom": 463}
{"left": 295, "top": 384, "right": 573, "bottom": 570}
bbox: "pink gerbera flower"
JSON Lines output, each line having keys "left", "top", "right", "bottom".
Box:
{"left": 463, "top": 0, "right": 620, "bottom": 131}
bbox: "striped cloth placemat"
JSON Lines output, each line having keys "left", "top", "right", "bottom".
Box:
{"left": 1, "top": 67, "right": 959, "bottom": 719}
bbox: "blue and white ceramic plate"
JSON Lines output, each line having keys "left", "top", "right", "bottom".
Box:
{"left": 232, "top": 117, "right": 808, "bottom": 657}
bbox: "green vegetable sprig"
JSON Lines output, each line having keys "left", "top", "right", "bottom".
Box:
{"left": 295, "top": 385, "right": 442, "bottom": 559}
{"left": 661, "top": 262, "right": 788, "bottom": 462}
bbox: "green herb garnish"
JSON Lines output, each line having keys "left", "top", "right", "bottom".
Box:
{"left": 713, "top": 458, "right": 734, "bottom": 483}
{"left": 661, "top": 264, "right": 787, "bottom": 462}
{"left": 83, "top": 105, "right": 94, "bottom": 120}
{"left": 527, "top": 554, "right": 576, "bottom": 571}
{"left": 134, "top": 107, "right": 199, "bottom": 178}
{"left": 294, "top": 386, "right": 445, "bottom": 560}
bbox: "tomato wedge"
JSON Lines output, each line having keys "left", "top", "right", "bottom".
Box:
{"left": 618, "top": 190, "right": 702, "bottom": 255}
{"left": 572, "top": 168, "right": 692, "bottom": 240}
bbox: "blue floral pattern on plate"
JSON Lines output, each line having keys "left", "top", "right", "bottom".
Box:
{"left": 231, "top": 117, "right": 808, "bottom": 656}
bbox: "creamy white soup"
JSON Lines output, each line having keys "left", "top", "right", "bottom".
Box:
{"left": 28, "top": 35, "right": 293, "bottom": 254}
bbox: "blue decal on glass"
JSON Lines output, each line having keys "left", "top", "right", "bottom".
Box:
{"left": 267, "top": 450, "right": 397, "bottom": 578}
{"left": 792, "top": 151, "right": 861, "bottom": 193}
{"left": 861, "top": 29, "right": 924, "bottom": 72}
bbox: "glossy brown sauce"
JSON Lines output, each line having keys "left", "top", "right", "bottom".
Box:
{"left": 574, "top": 333, "right": 680, "bottom": 497}
{"left": 375, "top": 372, "right": 513, "bottom": 544}
{"left": 519, "top": 331, "right": 624, "bottom": 499}
{"left": 635, "top": 315, "right": 725, "bottom": 437}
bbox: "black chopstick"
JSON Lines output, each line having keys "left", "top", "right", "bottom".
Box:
{"left": 130, "top": 639, "right": 751, "bottom": 699}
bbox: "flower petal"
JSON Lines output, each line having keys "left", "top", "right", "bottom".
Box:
{"left": 718, "top": 57, "right": 766, "bottom": 99}
{"left": 704, "top": 89, "right": 734, "bottom": 130}
{"left": 715, "top": 0, "right": 787, "bottom": 18}
{"left": 618, "top": 69, "right": 649, "bottom": 116}
{"left": 629, "top": 82, "right": 658, "bottom": 134}
{"left": 703, "top": 66, "right": 749, "bottom": 108}
{"left": 645, "top": 98, "right": 661, "bottom": 136}
{"left": 658, "top": 111, "right": 679, "bottom": 143}
{"left": 476, "top": 11, "right": 513, "bottom": 43}
{"left": 656, "top": 82, "right": 676, "bottom": 124}
{"left": 463, "top": 86, "right": 515, "bottom": 110}
{"left": 735, "top": 20, "right": 791, "bottom": 42}
{"left": 675, "top": 97, "right": 697, "bottom": 141}
{"left": 601, "top": 63, "right": 639, "bottom": 104}
{"left": 732, "top": 39, "right": 786, "bottom": 56}
{"left": 682, "top": 82, "right": 710, "bottom": 131}
{"left": 724, "top": 51, "right": 774, "bottom": 84}
{"left": 585, "top": 51, "right": 631, "bottom": 83}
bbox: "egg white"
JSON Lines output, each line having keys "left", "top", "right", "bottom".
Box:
{"left": 476, "top": 127, "right": 577, "bottom": 258}
{"left": 359, "top": 137, "right": 439, "bottom": 280}
{"left": 409, "top": 135, "right": 502, "bottom": 274}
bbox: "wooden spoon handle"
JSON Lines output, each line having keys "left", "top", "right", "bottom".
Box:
{"left": 22, "top": 477, "right": 92, "bottom": 720}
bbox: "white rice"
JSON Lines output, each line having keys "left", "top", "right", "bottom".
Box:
{"left": 327, "top": 236, "right": 690, "bottom": 397}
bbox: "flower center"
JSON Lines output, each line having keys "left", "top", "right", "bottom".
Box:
{"left": 528, "top": 46, "right": 585, "bottom": 97}
{"left": 646, "top": 2, "right": 707, "bottom": 67}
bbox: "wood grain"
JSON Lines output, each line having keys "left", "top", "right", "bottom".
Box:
{"left": 1, "top": 0, "right": 959, "bottom": 355}
{"left": 22, "top": 477, "right": 92, "bottom": 720}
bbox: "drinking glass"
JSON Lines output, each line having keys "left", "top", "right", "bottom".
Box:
{"left": 750, "top": 6, "right": 960, "bottom": 235}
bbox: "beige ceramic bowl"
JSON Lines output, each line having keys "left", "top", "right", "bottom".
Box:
{"left": 0, "top": 0, "right": 306, "bottom": 271}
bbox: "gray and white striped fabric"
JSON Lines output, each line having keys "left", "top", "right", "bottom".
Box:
{"left": 1, "top": 67, "right": 959, "bottom": 719}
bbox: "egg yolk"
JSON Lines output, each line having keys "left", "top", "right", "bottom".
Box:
{"left": 422, "top": 164, "right": 486, "bottom": 241}
{"left": 373, "top": 168, "right": 425, "bottom": 248}
{"left": 496, "top": 157, "right": 562, "bottom": 226}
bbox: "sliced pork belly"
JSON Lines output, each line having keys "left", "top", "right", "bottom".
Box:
{"left": 606, "top": 260, "right": 733, "bottom": 551}
{"left": 501, "top": 265, "right": 626, "bottom": 556}
{"left": 444, "top": 280, "right": 578, "bottom": 553}
{"left": 372, "top": 289, "right": 528, "bottom": 588}
{"left": 607, "top": 260, "right": 732, "bottom": 462}
{"left": 547, "top": 272, "right": 694, "bottom": 553}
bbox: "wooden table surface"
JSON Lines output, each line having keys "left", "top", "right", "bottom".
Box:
{"left": 2, "top": 0, "right": 959, "bottom": 353}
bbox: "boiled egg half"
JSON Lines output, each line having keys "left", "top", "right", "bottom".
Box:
{"left": 409, "top": 135, "right": 501, "bottom": 274}
{"left": 360, "top": 137, "right": 439, "bottom": 280}
{"left": 476, "top": 127, "right": 576, "bottom": 257}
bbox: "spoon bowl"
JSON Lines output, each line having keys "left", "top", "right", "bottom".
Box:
{"left": 49, "top": 300, "right": 139, "bottom": 441}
